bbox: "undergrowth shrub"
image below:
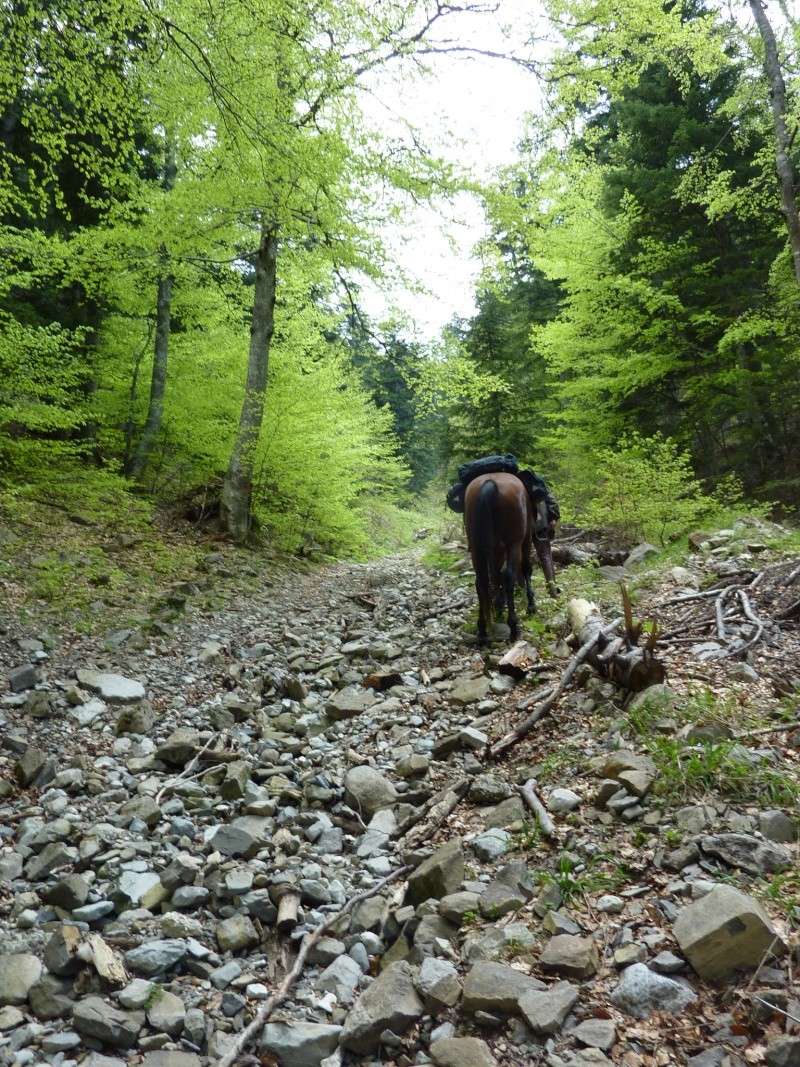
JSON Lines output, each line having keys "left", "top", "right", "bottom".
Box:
{"left": 580, "top": 433, "right": 724, "bottom": 544}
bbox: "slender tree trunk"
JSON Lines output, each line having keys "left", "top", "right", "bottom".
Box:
{"left": 220, "top": 223, "right": 278, "bottom": 541}
{"left": 125, "top": 139, "right": 176, "bottom": 479}
{"left": 748, "top": 0, "right": 800, "bottom": 283}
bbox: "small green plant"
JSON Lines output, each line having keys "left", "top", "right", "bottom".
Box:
{"left": 663, "top": 827, "right": 684, "bottom": 847}
{"left": 143, "top": 984, "right": 161, "bottom": 1010}
{"left": 647, "top": 737, "right": 800, "bottom": 806}
{"left": 759, "top": 871, "right": 800, "bottom": 927}
{"left": 502, "top": 938, "right": 531, "bottom": 960}
{"left": 512, "top": 820, "right": 542, "bottom": 851}
{"left": 535, "top": 744, "right": 584, "bottom": 785}
{"left": 461, "top": 910, "right": 481, "bottom": 929}
{"left": 539, "top": 854, "right": 624, "bottom": 904}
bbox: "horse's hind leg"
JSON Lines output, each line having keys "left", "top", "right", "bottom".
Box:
{"left": 505, "top": 545, "right": 522, "bottom": 639}
{"left": 523, "top": 546, "right": 536, "bottom": 615}
{"left": 475, "top": 576, "right": 489, "bottom": 645}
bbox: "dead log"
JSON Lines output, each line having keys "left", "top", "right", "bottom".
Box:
{"left": 518, "top": 779, "right": 556, "bottom": 839}
{"left": 498, "top": 640, "right": 539, "bottom": 679}
{"left": 567, "top": 598, "right": 665, "bottom": 692}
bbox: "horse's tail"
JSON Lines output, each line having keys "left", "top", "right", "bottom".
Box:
{"left": 473, "top": 478, "right": 498, "bottom": 631}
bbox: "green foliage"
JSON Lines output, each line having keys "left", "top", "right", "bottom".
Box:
{"left": 538, "top": 853, "right": 625, "bottom": 903}
{"left": 579, "top": 433, "right": 721, "bottom": 544}
{"left": 646, "top": 737, "right": 800, "bottom": 806}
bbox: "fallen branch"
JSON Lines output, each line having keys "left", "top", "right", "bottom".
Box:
{"left": 489, "top": 624, "right": 607, "bottom": 760}
{"left": 217, "top": 865, "right": 411, "bottom": 1067}
{"left": 518, "top": 779, "right": 555, "bottom": 839}
{"left": 398, "top": 778, "right": 470, "bottom": 853}
{"left": 735, "top": 721, "right": 800, "bottom": 739}
{"left": 155, "top": 734, "right": 221, "bottom": 804}
{"left": 734, "top": 589, "right": 766, "bottom": 654}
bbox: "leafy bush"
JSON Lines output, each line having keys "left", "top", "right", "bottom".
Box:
{"left": 581, "top": 432, "right": 725, "bottom": 544}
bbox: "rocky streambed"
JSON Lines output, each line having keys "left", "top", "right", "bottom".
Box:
{"left": 0, "top": 534, "right": 798, "bottom": 1067}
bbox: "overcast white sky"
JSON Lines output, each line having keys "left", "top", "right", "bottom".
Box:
{"left": 356, "top": 0, "right": 546, "bottom": 341}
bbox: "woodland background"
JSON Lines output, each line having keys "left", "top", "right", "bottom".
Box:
{"left": 2, "top": 0, "right": 799, "bottom": 558}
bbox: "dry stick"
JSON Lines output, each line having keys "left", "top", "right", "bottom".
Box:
{"left": 734, "top": 589, "right": 766, "bottom": 654}
{"left": 216, "top": 865, "right": 411, "bottom": 1067}
{"left": 489, "top": 627, "right": 609, "bottom": 760}
{"left": 518, "top": 779, "right": 555, "bottom": 839}
{"left": 735, "top": 721, "right": 800, "bottom": 739}
{"left": 751, "top": 995, "right": 800, "bottom": 1027}
{"left": 398, "top": 779, "right": 470, "bottom": 852}
{"left": 714, "top": 586, "right": 731, "bottom": 641}
{"left": 154, "top": 734, "right": 220, "bottom": 805}
{"left": 785, "top": 562, "right": 800, "bottom": 586}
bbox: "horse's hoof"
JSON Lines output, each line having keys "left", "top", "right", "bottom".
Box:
{"left": 548, "top": 584, "right": 561, "bottom": 598}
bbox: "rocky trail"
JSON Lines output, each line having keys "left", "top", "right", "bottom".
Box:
{"left": 1, "top": 520, "right": 799, "bottom": 1067}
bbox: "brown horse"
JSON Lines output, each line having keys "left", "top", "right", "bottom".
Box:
{"left": 464, "top": 472, "right": 537, "bottom": 644}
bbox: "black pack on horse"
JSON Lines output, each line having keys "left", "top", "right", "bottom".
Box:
{"left": 463, "top": 470, "right": 560, "bottom": 645}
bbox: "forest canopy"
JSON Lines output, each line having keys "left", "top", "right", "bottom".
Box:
{"left": 1, "top": 0, "right": 798, "bottom": 555}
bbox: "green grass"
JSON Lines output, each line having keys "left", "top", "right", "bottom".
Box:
{"left": 511, "top": 820, "right": 543, "bottom": 852}
{"left": 758, "top": 871, "right": 800, "bottom": 927}
{"left": 534, "top": 743, "right": 584, "bottom": 785}
{"left": 421, "top": 542, "right": 465, "bottom": 574}
{"left": 538, "top": 853, "right": 627, "bottom": 904}
{"left": 646, "top": 737, "right": 800, "bottom": 807}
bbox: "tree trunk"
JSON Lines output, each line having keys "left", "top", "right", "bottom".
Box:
{"left": 220, "top": 223, "right": 278, "bottom": 541}
{"left": 125, "top": 139, "right": 177, "bottom": 479}
{"left": 125, "top": 271, "right": 172, "bottom": 478}
{"left": 748, "top": 0, "right": 800, "bottom": 283}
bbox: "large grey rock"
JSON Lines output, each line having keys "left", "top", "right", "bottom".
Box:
{"left": 344, "top": 766, "right": 397, "bottom": 819}
{"left": 115, "top": 870, "right": 165, "bottom": 910}
{"left": 156, "top": 728, "right": 200, "bottom": 767}
{"left": 139, "top": 1055, "right": 201, "bottom": 1067}
{"left": 765, "top": 1038, "right": 800, "bottom": 1067}
{"left": 759, "top": 811, "right": 797, "bottom": 844}
{"left": 624, "top": 543, "right": 658, "bottom": 567}
{"left": 73, "top": 996, "right": 143, "bottom": 1049}
{"left": 28, "top": 974, "right": 74, "bottom": 1019}
{"left": 472, "top": 828, "right": 512, "bottom": 861}
{"left": 699, "top": 833, "right": 792, "bottom": 876}
{"left": 462, "top": 961, "right": 544, "bottom": 1015}
{"left": 147, "top": 989, "right": 185, "bottom": 1037}
{"left": 415, "top": 957, "right": 461, "bottom": 1010}
{"left": 43, "top": 874, "right": 90, "bottom": 911}
{"left": 439, "top": 891, "right": 481, "bottom": 926}
{"left": 124, "top": 939, "right": 187, "bottom": 976}
{"left": 25, "top": 840, "right": 77, "bottom": 881}
{"left": 76, "top": 669, "right": 145, "bottom": 703}
{"left": 540, "top": 935, "right": 598, "bottom": 979}
{"left": 211, "top": 816, "right": 272, "bottom": 857}
{"left": 327, "top": 687, "right": 376, "bottom": 721}
{"left": 673, "top": 884, "right": 784, "bottom": 981}
{"left": 0, "top": 954, "right": 42, "bottom": 1005}
{"left": 340, "top": 961, "right": 424, "bottom": 1054}
{"left": 573, "top": 1018, "right": 617, "bottom": 1051}
{"left": 610, "top": 963, "right": 695, "bottom": 1018}
{"left": 430, "top": 1037, "right": 497, "bottom": 1067}
{"left": 317, "top": 955, "right": 362, "bottom": 1004}
{"left": 448, "top": 676, "right": 491, "bottom": 706}
{"left": 216, "top": 914, "right": 258, "bottom": 952}
{"left": 548, "top": 788, "right": 581, "bottom": 813}
{"left": 406, "top": 839, "right": 464, "bottom": 905}
{"left": 8, "top": 664, "right": 38, "bottom": 692}
{"left": 518, "top": 981, "right": 579, "bottom": 1035}
{"left": 261, "top": 1022, "right": 342, "bottom": 1067}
